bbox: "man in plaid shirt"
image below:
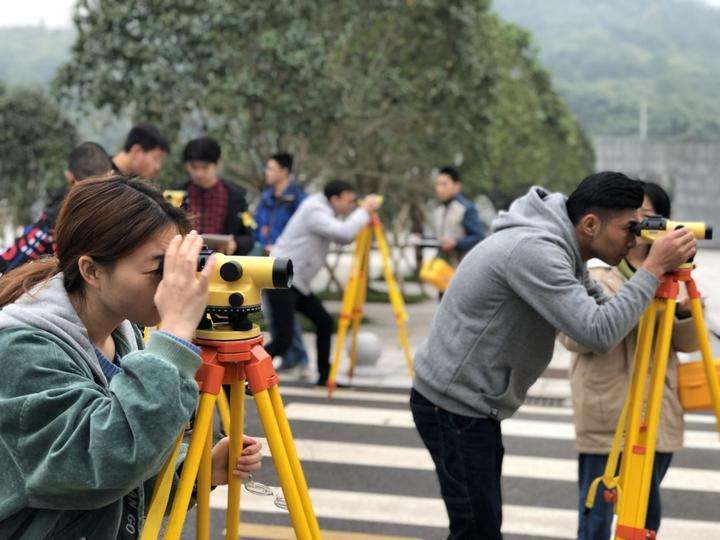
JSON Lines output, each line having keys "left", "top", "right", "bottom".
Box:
{"left": 173, "top": 137, "right": 254, "bottom": 255}
{"left": 0, "top": 142, "right": 114, "bottom": 275}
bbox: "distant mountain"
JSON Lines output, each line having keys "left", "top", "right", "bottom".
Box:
{"left": 0, "top": 26, "right": 74, "bottom": 86}
{"left": 493, "top": 0, "right": 720, "bottom": 138}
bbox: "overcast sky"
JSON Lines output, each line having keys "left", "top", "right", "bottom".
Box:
{"left": 1, "top": 0, "right": 719, "bottom": 27}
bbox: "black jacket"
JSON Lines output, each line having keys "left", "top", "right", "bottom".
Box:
{"left": 172, "top": 179, "right": 254, "bottom": 255}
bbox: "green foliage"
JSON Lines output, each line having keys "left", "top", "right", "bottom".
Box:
{"left": 493, "top": 0, "right": 720, "bottom": 139}
{"left": 54, "top": 0, "right": 592, "bottom": 210}
{"left": 0, "top": 85, "right": 77, "bottom": 224}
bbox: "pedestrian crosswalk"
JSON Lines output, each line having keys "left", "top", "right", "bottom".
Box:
{"left": 188, "top": 382, "right": 720, "bottom": 539}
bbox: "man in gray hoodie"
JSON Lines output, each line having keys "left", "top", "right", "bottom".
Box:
{"left": 410, "top": 171, "right": 697, "bottom": 539}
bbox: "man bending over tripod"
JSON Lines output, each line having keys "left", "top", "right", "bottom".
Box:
{"left": 410, "top": 172, "right": 697, "bottom": 539}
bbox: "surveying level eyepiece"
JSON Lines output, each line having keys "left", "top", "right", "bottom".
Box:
{"left": 631, "top": 215, "right": 713, "bottom": 241}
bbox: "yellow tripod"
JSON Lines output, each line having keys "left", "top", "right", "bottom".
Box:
{"left": 585, "top": 263, "right": 720, "bottom": 540}
{"left": 327, "top": 213, "right": 413, "bottom": 397}
{"left": 141, "top": 253, "right": 321, "bottom": 539}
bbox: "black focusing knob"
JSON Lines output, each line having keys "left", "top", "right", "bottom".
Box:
{"left": 228, "top": 293, "right": 244, "bottom": 307}
{"left": 220, "top": 261, "right": 243, "bottom": 282}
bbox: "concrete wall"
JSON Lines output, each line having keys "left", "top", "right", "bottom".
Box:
{"left": 594, "top": 136, "right": 720, "bottom": 247}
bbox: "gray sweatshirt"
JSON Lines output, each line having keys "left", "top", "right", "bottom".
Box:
{"left": 413, "top": 187, "right": 659, "bottom": 420}
{"left": 271, "top": 193, "right": 370, "bottom": 294}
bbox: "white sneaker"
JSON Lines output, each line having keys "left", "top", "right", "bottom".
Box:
{"left": 296, "top": 363, "right": 313, "bottom": 382}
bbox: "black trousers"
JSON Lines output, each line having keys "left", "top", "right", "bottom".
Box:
{"left": 410, "top": 388, "right": 504, "bottom": 540}
{"left": 264, "top": 287, "right": 334, "bottom": 382}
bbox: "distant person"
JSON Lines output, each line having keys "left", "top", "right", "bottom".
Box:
{"left": 265, "top": 180, "right": 382, "bottom": 386}
{"left": 173, "top": 136, "right": 254, "bottom": 255}
{"left": 111, "top": 124, "right": 170, "bottom": 179}
{"left": 429, "top": 166, "right": 485, "bottom": 266}
{"left": 254, "top": 152, "right": 307, "bottom": 253}
{"left": 0, "top": 142, "right": 113, "bottom": 274}
{"left": 254, "top": 152, "right": 309, "bottom": 374}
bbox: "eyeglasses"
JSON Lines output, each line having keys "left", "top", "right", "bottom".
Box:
{"left": 243, "top": 475, "right": 287, "bottom": 510}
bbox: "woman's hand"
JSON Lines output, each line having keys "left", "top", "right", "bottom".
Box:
{"left": 211, "top": 435, "right": 263, "bottom": 485}
{"left": 154, "top": 231, "right": 215, "bottom": 341}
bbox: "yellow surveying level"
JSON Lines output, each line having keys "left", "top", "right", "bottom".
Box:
{"left": 141, "top": 250, "right": 320, "bottom": 540}
{"left": 632, "top": 215, "right": 712, "bottom": 242}
{"left": 585, "top": 225, "right": 719, "bottom": 540}
{"left": 326, "top": 212, "right": 413, "bottom": 397}
{"left": 162, "top": 190, "right": 187, "bottom": 208}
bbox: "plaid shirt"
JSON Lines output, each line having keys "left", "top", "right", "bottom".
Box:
{"left": 0, "top": 213, "right": 56, "bottom": 274}
{"left": 187, "top": 181, "right": 229, "bottom": 235}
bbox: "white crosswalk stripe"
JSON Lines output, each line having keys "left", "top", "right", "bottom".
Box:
{"left": 204, "top": 384, "right": 720, "bottom": 539}
{"left": 283, "top": 402, "right": 720, "bottom": 450}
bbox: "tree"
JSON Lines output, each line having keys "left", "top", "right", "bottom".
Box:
{"left": 0, "top": 84, "right": 77, "bottom": 224}
{"left": 55, "top": 0, "right": 592, "bottom": 215}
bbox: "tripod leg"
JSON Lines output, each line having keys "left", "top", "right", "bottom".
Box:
{"left": 268, "top": 384, "right": 321, "bottom": 539}
{"left": 254, "top": 388, "right": 313, "bottom": 539}
{"left": 586, "top": 305, "right": 656, "bottom": 512}
{"left": 225, "top": 379, "right": 245, "bottom": 540}
{"left": 615, "top": 298, "right": 675, "bottom": 539}
{"left": 141, "top": 433, "right": 184, "bottom": 540}
{"left": 372, "top": 218, "right": 413, "bottom": 376}
{"left": 348, "top": 242, "right": 369, "bottom": 381}
{"left": 687, "top": 279, "right": 720, "bottom": 432}
{"left": 328, "top": 226, "right": 370, "bottom": 395}
{"left": 618, "top": 301, "right": 658, "bottom": 496}
{"left": 165, "top": 392, "right": 218, "bottom": 540}
{"left": 196, "top": 426, "right": 213, "bottom": 540}
{"left": 217, "top": 386, "right": 231, "bottom": 436}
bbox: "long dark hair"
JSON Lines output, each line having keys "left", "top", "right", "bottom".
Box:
{"left": 643, "top": 181, "right": 671, "bottom": 219}
{"left": 0, "top": 176, "right": 190, "bottom": 307}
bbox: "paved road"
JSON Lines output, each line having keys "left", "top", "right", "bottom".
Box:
{"left": 179, "top": 380, "right": 720, "bottom": 539}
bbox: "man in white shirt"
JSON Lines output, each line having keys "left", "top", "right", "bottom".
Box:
{"left": 265, "top": 180, "right": 381, "bottom": 386}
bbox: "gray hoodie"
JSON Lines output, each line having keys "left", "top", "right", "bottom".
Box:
{"left": 413, "top": 187, "right": 658, "bottom": 420}
{"left": 0, "top": 274, "right": 141, "bottom": 386}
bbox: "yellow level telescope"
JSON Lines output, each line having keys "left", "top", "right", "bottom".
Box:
{"left": 632, "top": 215, "right": 713, "bottom": 241}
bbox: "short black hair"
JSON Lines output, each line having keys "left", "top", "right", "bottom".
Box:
{"left": 182, "top": 137, "right": 222, "bottom": 164}
{"left": 439, "top": 166, "right": 460, "bottom": 183}
{"left": 642, "top": 182, "right": 671, "bottom": 219}
{"left": 324, "top": 179, "right": 356, "bottom": 200}
{"left": 67, "top": 141, "right": 113, "bottom": 180}
{"left": 566, "top": 171, "right": 645, "bottom": 225}
{"left": 270, "top": 152, "right": 293, "bottom": 173}
{"left": 123, "top": 124, "right": 170, "bottom": 153}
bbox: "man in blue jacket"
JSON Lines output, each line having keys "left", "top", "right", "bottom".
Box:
{"left": 254, "top": 153, "right": 309, "bottom": 373}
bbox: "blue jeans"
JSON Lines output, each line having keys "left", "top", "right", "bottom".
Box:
{"left": 410, "top": 388, "right": 503, "bottom": 540}
{"left": 263, "top": 291, "right": 309, "bottom": 368}
{"left": 578, "top": 452, "right": 672, "bottom": 540}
